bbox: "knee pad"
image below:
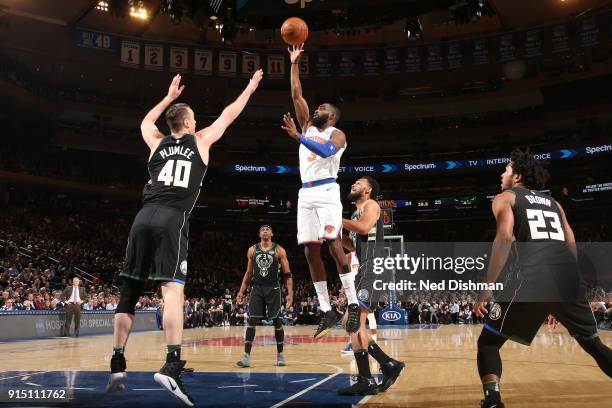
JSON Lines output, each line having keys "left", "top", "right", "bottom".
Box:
{"left": 116, "top": 278, "right": 144, "bottom": 315}
{"left": 273, "top": 318, "right": 283, "bottom": 329}
{"left": 477, "top": 327, "right": 507, "bottom": 349}
{"left": 247, "top": 317, "right": 261, "bottom": 327}
{"left": 477, "top": 329, "right": 506, "bottom": 378}
{"left": 575, "top": 333, "right": 600, "bottom": 347}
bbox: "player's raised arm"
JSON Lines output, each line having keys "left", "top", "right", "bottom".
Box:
{"left": 277, "top": 245, "right": 294, "bottom": 309}
{"left": 343, "top": 200, "right": 380, "bottom": 235}
{"left": 236, "top": 246, "right": 255, "bottom": 306}
{"left": 196, "top": 69, "right": 263, "bottom": 147}
{"left": 141, "top": 74, "right": 185, "bottom": 150}
{"left": 289, "top": 44, "right": 310, "bottom": 131}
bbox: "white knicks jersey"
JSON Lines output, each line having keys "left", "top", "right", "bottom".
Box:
{"left": 299, "top": 125, "right": 346, "bottom": 183}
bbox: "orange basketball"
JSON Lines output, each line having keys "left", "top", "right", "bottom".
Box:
{"left": 281, "top": 17, "right": 309, "bottom": 45}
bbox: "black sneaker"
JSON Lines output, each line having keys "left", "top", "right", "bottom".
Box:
{"left": 106, "top": 354, "right": 127, "bottom": 392}
{"left": 378, "top": 360, "right": 405, "bottom": 392}
{"left": 480, "top": 400, "right": 505, "bottom": 408}
{"left": 337, "top": 375, "right": 379, "bottom": 396}
{"left": 345, "top": 303, "right": 360, "bottom": 333}
{"left": 153, "top": 360, "right": 195, "bottom": 407}
{"left": 314, "top": 310, "right": 343, "bottom": 339}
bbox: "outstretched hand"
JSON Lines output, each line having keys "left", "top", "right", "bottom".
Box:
{"left": 288, "top": 44, "right": 304, "bottom": 64}
{"left": 167, "top": 74, "right": 185, "bottom": 100}
{"left": 281, "top": 112, "right": 300, "bottom": 140}
{"left": 246, "top": 69, "right": 264, "bottom": 93}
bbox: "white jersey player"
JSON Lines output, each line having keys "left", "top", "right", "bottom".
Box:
{"left": 281, "top": 43, "right": 361, "bottom": 339}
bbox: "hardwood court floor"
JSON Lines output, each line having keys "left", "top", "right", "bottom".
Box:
{"left": 0, "top": 324, "right": 610, "bottom": 407}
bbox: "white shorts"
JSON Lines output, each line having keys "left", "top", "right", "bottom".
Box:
{"left": 297, "top": 183, "right": 343, "bottom": 244}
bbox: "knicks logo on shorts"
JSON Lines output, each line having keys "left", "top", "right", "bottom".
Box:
{"left": 324, "top": 225, "right": 335, "bottom": 235}
{"left": 489, "top": 303, "right": 502, "bottom": 320}
{"left": 180, "top": 260, "right": 188, "bottom": 275}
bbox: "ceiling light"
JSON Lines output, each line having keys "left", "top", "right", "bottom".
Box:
{"left": 95, "top": 1, "right": 109, "bottom": 12}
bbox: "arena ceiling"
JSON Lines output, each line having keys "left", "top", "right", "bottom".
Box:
{"left": 0, "top": 0, "right": 609, "bottom": 45}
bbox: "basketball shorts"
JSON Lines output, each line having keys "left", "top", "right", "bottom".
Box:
{"left": 484, "top": 298, "right": 598, "bottom": 345}
{"left": 484, "top": 262, "right": 597, "bottom": 344}
{"left": 355, "top": 256, "right": 379, "bottom": 312}
{"left": 247, "top": 285, "right": 282, "bottom": 319}
{"left": 297, "top": 182, "right": 342, "bottom": 244}
{"left": 121, "top": 205, "right": 189, "bottom": 284}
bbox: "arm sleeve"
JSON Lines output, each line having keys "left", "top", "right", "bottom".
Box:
{"left": 299, "top": 134, "right": 337, "bottom": 158}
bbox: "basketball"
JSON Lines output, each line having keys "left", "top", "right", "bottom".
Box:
{"left": 281, "top": 17, "right": 309, "bottom": 45}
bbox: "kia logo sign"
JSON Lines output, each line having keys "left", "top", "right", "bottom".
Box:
{"left": 382, "top": 311, "right": 401, "bottom": 321}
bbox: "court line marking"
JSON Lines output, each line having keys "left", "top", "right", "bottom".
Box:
{"left": 132, "top": 388, "right": 164, "bottom": 391}
{"left": 217, "top": 384, "right": 258, "bottom": 388}
{"left": 69, "top": 387, "right": 95, "bottom": 391}
{"left": 289, "top": 378, "right": 317, "bottom": 383}
{"left": 270, "top": 362, "right": 343, "bottom": 408}
{"left": 254, "top": 390, "right": 273, "bottom": 393}
{"left": 356, "top": 395, "right": 374, "bottom": 406}
{"left": 24, "top": 382, "right": 42, "bottom": 387}
{"left": 0, "top": 362, "right": 105, "bottom": 382}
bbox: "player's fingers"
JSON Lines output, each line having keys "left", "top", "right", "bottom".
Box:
{"left": 178, "top": 85, "right": 185, "bottom": 93}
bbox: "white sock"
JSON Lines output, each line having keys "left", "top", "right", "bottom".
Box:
{"left": 314, "top": 281, "right": 331, "bottom": 312}
{"left": 371, "top": 334, "right": 377, "bottom": 342}
{"left": 367, "top": 313, "right": 377, "bottom": 330}
{"left": 339, "top": 273, "right": 358, "bottom": 305}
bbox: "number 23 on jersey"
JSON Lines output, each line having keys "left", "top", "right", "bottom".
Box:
{"left": 526, "top": 209, "right": 565, "bottom": 241}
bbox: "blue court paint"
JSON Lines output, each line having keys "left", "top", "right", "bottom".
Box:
{"left": 0, "top": 371, "right": 364, "bottom": 407}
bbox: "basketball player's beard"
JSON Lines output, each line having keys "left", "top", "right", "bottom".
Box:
{"left": 311, "top": 113, "right": 329, "bottom": 128}
{"left": 347, "top": 191, "right": 361, "bottom": 201}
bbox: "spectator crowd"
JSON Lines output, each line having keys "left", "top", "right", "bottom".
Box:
{"left": 1, "top": 205, "right": 611, "bottom": 333}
